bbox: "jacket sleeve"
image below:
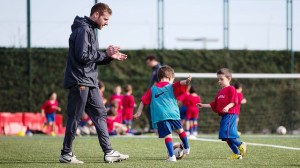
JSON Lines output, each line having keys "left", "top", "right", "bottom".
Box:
{"left": 74, "top": 27, "right": 110, "bottom": 64}
{"left": 96, "top": 51, "right": 114, "bottom": 65}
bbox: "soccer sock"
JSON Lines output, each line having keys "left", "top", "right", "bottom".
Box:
{"left": 226, "top": 139, "right": 240, "bottom": 154}
{"left": 193, "top": 122, "right": 198, "bottom": 134}
{"left": 165, "top": 137, "right": 174, "bottom": 157}
{"left": 230, "top": 138, "right": 242, "bottom": 147}
{"left": 179, "top": 131, "right": 189, "bottom": 149}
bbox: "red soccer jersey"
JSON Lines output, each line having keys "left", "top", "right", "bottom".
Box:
{"left": 185, "top": 94, "right": 201, "bottom": 119}
{"left": 106, "top": 117, "right": 114, "bottom": 133}
{"left": 109, "top": 94, "right": 123, "bottom": 123}
{"left": 236, "top": 92, "right": 244, "bottom": 115}
{"left": 141, "top": 81, "right": 187, "bottom": 105}
{"left": 122, "top": 94, "right": 135, "bottom": 120}
{"left": 209, "top": 86, "right": 238, "bottom": 115}
{"left": 186, "top": 94, "right": 201, "bottom": 111}
{"left": 178, "top": 92, "right": 189, "bottom": 106}
{"left": 41, "top": 100, "right": 59, "bottom": 114}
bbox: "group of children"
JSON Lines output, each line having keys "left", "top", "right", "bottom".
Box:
{"left": 134, "top": 66, "right": 247, "bottom": 161}
{"left": 40, "top": 65, "right": 247, "bottom": 162}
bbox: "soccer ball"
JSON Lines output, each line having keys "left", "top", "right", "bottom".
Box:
{"left": 276, "top": 126, "right": 287, "bottom": 135}
{"left": 173, "top": 142, "right": 185, "bottom": 160}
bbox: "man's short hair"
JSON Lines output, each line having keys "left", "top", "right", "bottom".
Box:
{"left": 90, "top": 3, "right": 112, "bottom": 16}
{"left": 145, "top": 55, "right": 157, "bottom": 61}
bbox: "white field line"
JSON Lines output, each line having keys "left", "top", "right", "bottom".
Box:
{"left": 118, "top": 135, "right": 300, "bottom": 151}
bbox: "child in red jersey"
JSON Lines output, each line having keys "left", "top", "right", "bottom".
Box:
{"left": 109, "top": 85, "right": 123, "bottom": 123}
{"left": 197, "top": 68, "right": 247, "bottom": 160}
{"left": 234, "top": 81, "right": 247, "bottom": 131}
{"left": 122, "top": 84, "right": 136, "bottom": 132}
{"left": 185, "top": 86, "right": 201, "bottom": 137}
{"left": 106, "top": 101, "right": 128, "bottom": 136}
{"left": 177, "top": 85, "right": 190, "bottom": 127}
{"left": 41, "top": 92, "right": 61, "bottom": 136}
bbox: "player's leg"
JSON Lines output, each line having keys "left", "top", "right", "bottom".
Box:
{"left": 60, "top": 86, "right": 88, "bottom": 164}
{"left": 85, "top": 87, "right": 128, "bottom": 163}
{"left": 226, "top": 139, "right": 242, "bottom": 159}
{"left": 174, "top": 126, "right": 190, "bottom": 154}
{"left": 157, "top": 121, "right": 176, "bottom": 161}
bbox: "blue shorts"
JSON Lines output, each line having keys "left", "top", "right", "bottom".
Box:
{"left": 179, "top": 106, "right": 187, "bottom": 120}
{"left": 219, "top": 114, "right": 239, "bottom": 140}
{"left": 46, "top": 113, "right": 55, "bottom": 123}
{"left": 157, "top": 120, "right": 182, "bottom": 138}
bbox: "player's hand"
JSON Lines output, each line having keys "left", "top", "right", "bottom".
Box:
{"left": 57, "top": 107, "right": 62, "bottom": 112}
{"left": 196, "top": 103, "right": 203, "bottom": 108}
{"left": 106, "top": 45, "right": 120, "bottom": 56}
{"left": 186, "top": 75, "right": 192, "bottom": 85}
{"left": 133, "top": 111, "right": 142, "bottom": 119}
{"left": 222, "top": 107, "right": 229, "bottom": 113}
{"left": 110, "top": 52, "right": 127, "bottom": 61}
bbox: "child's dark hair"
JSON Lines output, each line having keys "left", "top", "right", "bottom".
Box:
{"left": 124, "top": 84, "right": 132, "bottom": 92}
{"left": 234, "top": 81, "right": 242, "bottom": 89}
{"left": 47, "top": 92, "right": 55, "bottom": 99}
{"left": 157, "top": 65, "right": 175, "bottom": 80}
{"left": 189, "top": 85, "right": 196, "bottom": 94}
{"left": 107, "top": 101, "right": 118, "bottom": 116}
{"left": 217, "top": 68, "right": 232, "bottom": 79}
{"left": 98, "top": 80, "right": 105, "bottom": 89}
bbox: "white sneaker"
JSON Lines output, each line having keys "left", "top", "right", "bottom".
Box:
{"left": 188, "top": 135, "right": 197, "bottom": 140}
{"left": 59, "top": 152, "right": 84, "bottom": 164}
{"left": 181, "top": 143, "right": 190, "bottom": 155}
{"left": 193, "top": 132, "right": 198, "bottom": 136}
{"left": 166, "top": 155, "right": 176, "bottom": 162}
{"left": 104, "top": 150, "right": 129, "bottom": 163}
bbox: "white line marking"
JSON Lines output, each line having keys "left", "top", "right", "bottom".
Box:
{"left": 117, "top": 135, "right": 300, "bottom": 151}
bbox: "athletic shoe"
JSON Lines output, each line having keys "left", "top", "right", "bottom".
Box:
{"left": 188, "top": 135, "right": 197, "bottom": 140}
{"left": 181, "top": 143, "right": 190, "bottom": 155}
{"left": 229, "top": 154, "right": 243, "bottom": 160}
{"left": 238, "top": 142, "right": 247, "bottom": 157}
{"left": 104, "top": 150, "right": 129, "bottom": 163}
{"left": 59, "top": 152, "right": 84, "bottom": 164}
{"left": 166, "top": 155, "right": 176, "bottom": 162}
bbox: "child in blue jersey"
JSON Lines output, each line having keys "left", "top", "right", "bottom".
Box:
{"left": 134, "top": 65, "right": 191, "bottom": 162}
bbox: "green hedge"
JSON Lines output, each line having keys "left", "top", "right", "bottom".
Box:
{"left": 0, "top": 48, "right": 299, "bottom": 133}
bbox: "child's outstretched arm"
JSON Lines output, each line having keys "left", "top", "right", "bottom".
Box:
{"left": 133, "top": 102, "right": 144, "bottom": 119}
{"left": 197, "top": 103, "right": 211, "bottom": 108}
{"left": 180, "top": 75, "right": 192, "bottom": 85}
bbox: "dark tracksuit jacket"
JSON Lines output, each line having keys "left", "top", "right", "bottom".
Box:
{"left": 62, "top": 16, "right": 113, "bottom": 154}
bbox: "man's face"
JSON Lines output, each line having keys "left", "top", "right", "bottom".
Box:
{"left": 95, "top": 11, "right": 110, "bottom": 30}
{"left": 146, "top": 59, "right": 155, "bottom": 67}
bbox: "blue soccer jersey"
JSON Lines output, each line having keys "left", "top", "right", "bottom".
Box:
{"left": 150, "top": 84, "right": 180, "bottom": 128}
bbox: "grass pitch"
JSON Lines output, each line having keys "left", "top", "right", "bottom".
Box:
{"left": 0, "top": 134, "right": 299, "bottom": 168}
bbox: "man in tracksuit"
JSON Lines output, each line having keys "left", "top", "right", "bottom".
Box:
{"left": 59, "top": 3, "right": 129, "bottom": 164}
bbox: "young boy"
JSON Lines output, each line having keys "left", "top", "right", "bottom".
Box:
{"left": 109, "top": 85, "right": 123, "bottom": 123}
{"left": 197, "top": 68, "right": 247, "bottom": 160}
{"left": 185, "top": 86, "right": 201, "bottom": 137}
{"left": 122, "top": 84, "right": 136, "bottom": 132}
{"left": 41, "top": 92, "right": 61, "bottom": 136}
{"left": 134, "top": 65, "right": 191, "bottom": 162}
{"left": 234, "top": 81, "right": 247, "bottom": 128}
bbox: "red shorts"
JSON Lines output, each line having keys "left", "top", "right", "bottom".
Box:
{"left": 185, "top": 107, "right": 199, "bottom": 120}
